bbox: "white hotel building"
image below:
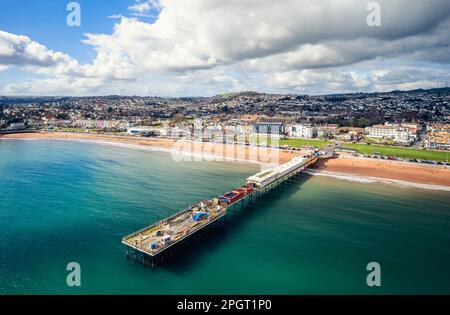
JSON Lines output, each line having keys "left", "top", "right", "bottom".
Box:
{"left": 288, "top": 124, "right": 317, "bottom": 139}
{"left": 365, "top": 124, "right": 411, "bottom": 144}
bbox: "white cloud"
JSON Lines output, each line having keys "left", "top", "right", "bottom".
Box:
{"left": 83, "top": 0, "right": 450, "bottom": 75}
{"left": 1, "top": 0, "right": 450, "bottom": 96}
{"left": 0, "top": 30, "right": 75, "bottom": 68}
{"left": 128, "top": 0, "right": 162, "bottom": 16}
{"left": 108, "top": 14, "right": 124, "bottom": 20}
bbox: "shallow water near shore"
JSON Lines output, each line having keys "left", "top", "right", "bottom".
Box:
{"left": 1, "top": 139, "right": 449, "bottom": 294}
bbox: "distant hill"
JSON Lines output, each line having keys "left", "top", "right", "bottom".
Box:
{"left": 1, "top": 87, "right": 449, "bottom": 102}
{"left": 213, "top": 87, "right": 450, "bottom": 100}
{"left": 216, "top": 91, "right": 262, "bottom": 99}
{"left": 405, "top": 87, "right": 450, "bottom": 94}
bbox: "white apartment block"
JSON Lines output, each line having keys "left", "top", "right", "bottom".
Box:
{"left": 289, "top": 124, "right": 317, "bottom": 139}
{"left": 366, "top": 126, "right": 395, "bottom": 138}
{"left": 365, "top": 124, "right": 411, "bottom": 144}
{"left": 393, "top": 129, "right": 410, "bottom": 143}
{"left": 8, "top": 122, "right": 26, "bottom": 131}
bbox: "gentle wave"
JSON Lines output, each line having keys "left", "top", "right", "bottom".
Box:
{"left": 305, "top": 169, "right": 450, "bottom": 192}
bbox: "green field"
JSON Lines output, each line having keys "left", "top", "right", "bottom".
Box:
{"left": 253, "top": 137, "right": 332, "bottom": 149}
{"left": 279, "top": 138, "right": 332, "bottom": 149}
{"left": 53, "top": 127, "right": 90, "bottom": 133}
{"left": 342, "top": 143, "right": 449, "bottom": 162}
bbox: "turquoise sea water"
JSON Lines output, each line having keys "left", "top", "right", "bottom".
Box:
{"left": 0, "top": 139, "right": 449, "bottom": 294}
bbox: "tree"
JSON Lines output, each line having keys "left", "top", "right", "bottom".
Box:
{"left": 56, "top": 113, "right": 70, "bottom": 120}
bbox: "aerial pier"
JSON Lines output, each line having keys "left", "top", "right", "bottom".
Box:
{"left": 122, "top": 152, "right": 323, "bottom": 267}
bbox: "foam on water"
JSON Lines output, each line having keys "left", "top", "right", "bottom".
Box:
{"left": 305, "top": 169, "right": 450, "bottom": 192}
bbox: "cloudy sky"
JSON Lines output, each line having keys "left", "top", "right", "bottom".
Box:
{"left": 1, "top": 0, "right": 450, "bottom": 96}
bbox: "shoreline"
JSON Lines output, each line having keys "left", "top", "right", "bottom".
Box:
{"left": 305, "top": 169, "right": 450, "bottom": 192}
{"left": 2, "top": 131, "right": 450, "bottom": 189}
{"left": 311, "top": 155, "right": 450, "bottom": 188}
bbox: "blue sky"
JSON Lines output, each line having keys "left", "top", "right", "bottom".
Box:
{"left": 0, "top": 0, "right": 450, "bottom": 96}
{"left": 0, "top": 0, "right": 156, "bottom": 63}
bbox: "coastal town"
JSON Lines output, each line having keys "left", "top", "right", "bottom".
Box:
{"left": 1, "top": 89, "right": 449, "bottom": 160}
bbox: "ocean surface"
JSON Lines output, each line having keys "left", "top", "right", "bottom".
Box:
{"left": 0, "top": 139, "right": 449, "bottom": 294}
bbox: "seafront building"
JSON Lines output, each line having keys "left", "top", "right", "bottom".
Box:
{"left": 427, "top": 123, "right": 450, "bottom": 133}
{"left": 127, "top": 126, "right": 160, "bottom": 136}
{"left": 254, "top": 121, "right": 285, "bottom": 135}
{"left": 7, "top": 122, "right": 26, "bottom": 131}
{"left": 317, "top": 124, "right": 339, "bottom": 139}
{"left": 425, "top": 132, "right": 450, "bottom": 150}
{"left": 365, "top": 123, "right": 415, "bottom": 144}
{"left": 288, "top": 124, "right": 317, "bottom": 139}
{"left": 73, "top": 119, "right": 130, "bottom": 130}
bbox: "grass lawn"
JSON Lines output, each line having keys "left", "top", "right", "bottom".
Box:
{"left": 252, "top": 136, "right": 331, "bottom": 149}
{"left": 279, "top": 138, "right": 332, "bottom": 149}
{"left": 342, "top": 143, "right": 450, "bottom": 162}
{"left": 54, "top": 127, "right": 90, "bottom": 133}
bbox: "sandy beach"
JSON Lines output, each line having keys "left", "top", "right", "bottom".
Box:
{"left": 2, "top": 131, "right": 450, "bottom": 187}
{"left": 312, "top": 156, "right": 450, "bottom": 187}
